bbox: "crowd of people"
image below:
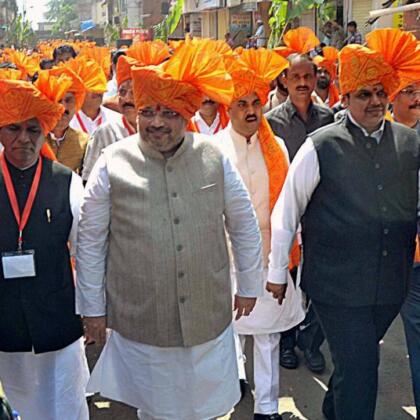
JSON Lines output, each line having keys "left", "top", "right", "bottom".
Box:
{"left": 0, "top": 25, "right": 419, "bottom": 420}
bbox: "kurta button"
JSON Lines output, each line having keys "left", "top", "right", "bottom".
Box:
{"left": 179, "top": 296, "right": 186, "bottom": 303}
{"left": 382, "top": 206, "right": 387, "bottom": 212}
{"left": 377, "top": 184, "right": 383, "bottom": 191}
{"left": 178, "top": 271, "right": 184, "bottom": 278}
{"left": 383, "top": 228, "right": 389, "bottom": 235}
{"left": 382, "top": 250, "right": 388, "bottom": 257}
{"left": 375, "top": 163, "right": 380, "bottom": 169}
{"left": 366, "top": 143, "right": 372, "bottom": 149}
{"left": 167, "top": 166, "right": 173, "bottom": 172}
{"left": 172, "top": 192, "right": 178, "bottom": 198}
{"left": 174, "top": 217, "right": 180, "bottom": 224}
{"left": 177, "top": 245, "right": 183, "bottom": 251}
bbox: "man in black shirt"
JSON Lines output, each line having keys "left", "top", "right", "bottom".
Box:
{"left": 266, "top": 53, "right": 334, "bottom": 372}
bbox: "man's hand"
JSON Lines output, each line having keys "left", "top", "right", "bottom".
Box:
{"left": 266, "top": 282, "right": 287, "bottom": 305}
{"left": 234, "top": 296, "right": 256, "bottom": 320}
{"left": 83, "top": 316, "right": 107, "bottom": 346}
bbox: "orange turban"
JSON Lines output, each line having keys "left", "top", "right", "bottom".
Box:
{"left": 1, "top": 49, "right": 40, "bottom": 78}
{"left": 131, "top": 42, "right": 234, "bottom": 120}
{"left": 62, "top": 56, "right": 107, "bottom": 94}
{"left": 34, "top": 70, "right": 73, "bottom": 104}
{"left": 313, "top": 47, "right": 340, "bottom": 107}
{"left": 0, "top": 68, "right": 23, "bottom": 80}
{"left": 79, "top": 46, "right": 111, "bottom": 79}
{"left": 116, "top": 41, "right": 171, "bottom": 86}
{"left": 49, "top": 67, "right": 86, "bottom": 111}
{"left": 0, "top": 79, "right": 64, "bottom": 134}
{"left": 274, "top": 27, "right": 320, "bottom": 58}
{"left": 227, "top": 48, "right": 289, "bottom": 105}
{"left": 339, "top": 45, "right": 399, "bottom": 97}
{"left": 366, "top": 29, "right": 420, "bottom": 100}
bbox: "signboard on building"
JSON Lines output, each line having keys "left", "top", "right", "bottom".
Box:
{"left": 121, "top": 28, "right": 151, "bottom": 41}
{"left": 392, "top": 0, "right": 404, "bottom": 28}
{"left": 230, "top": 13, "right": 252, "bottom": 36}
{"left": 193, "top": 0, "right": 223, "bottom": 11}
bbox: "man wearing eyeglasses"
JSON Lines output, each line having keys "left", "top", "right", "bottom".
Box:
{"left": 76, "top": 44, "right": 263, "bottom": 420}
{"left": 269, "top": 44, "right": 420, "bottom": 420}
{"left": 391, "top": 83, "right": 420, "bottom": 134}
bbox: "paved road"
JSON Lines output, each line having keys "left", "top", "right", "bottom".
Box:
{"left": 89, "top": 316, "right": 416, "bottom": 420}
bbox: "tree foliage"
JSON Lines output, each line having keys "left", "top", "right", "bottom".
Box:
{"left": 45, "top": 0, "right": 78, "bottom": 34}
{"left": 268, "top": 0, "right": 336, "bottom": 48}
{"left": 153, "top": 0, "right": 184, "bottom": 42}
{"left": 7, "top": 13, "right": 34, "bottom": 48}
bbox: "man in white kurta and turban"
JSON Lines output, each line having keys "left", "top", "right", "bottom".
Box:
{"left": 216, "top": 49, "right": 305, "bottom": 420}
{"left": 76, "top": 41, "right": 264, "bottom": 420}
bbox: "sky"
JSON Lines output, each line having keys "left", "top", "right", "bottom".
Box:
{"left": 17, "top": 0, "right": 49, "bottom": 28}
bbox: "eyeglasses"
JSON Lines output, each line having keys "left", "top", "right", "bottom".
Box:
{"left": 138, "top": 108, "right": 181, "bottom": 120}
{"left": 399, "top": 89, "right": 420, "bottom": 100}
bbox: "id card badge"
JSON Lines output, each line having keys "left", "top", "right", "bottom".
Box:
{"left": 1, "top": 250, "right": 36, "bottom": 279}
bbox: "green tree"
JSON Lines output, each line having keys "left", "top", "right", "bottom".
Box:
{"left": 7, "top": 13, "right": 34, "bottom": 47}
{"left": 153, "top": 0, "right": 184, "bottom": 42}
{"left": 45, "top": 0, "right": 78, "bottom": 34}
{"left": 268, "top": 0, "right": 336, "bottom": 48}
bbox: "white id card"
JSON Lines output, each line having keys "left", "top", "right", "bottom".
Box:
{"left": 1, "top": 250, "right": 36, "bottom": 279}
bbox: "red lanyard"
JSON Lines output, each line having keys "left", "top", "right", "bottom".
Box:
{"left": 122, "top": 116, "right": 136, "bottom": 135}
{"left": 0, "top": 153, "right": 42, "bottom": 251}
{"left": 76, "top": 112, "right": 103, "bottom": 134}
{"left": 193, "top": 118, "right": 222, "bottom": 134}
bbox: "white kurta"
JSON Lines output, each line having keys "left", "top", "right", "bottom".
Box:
{"left": 76, "top": 147, "right": 264, "bottom": 420}
{"left": 82, "top": 115, "right": 133, "bottom": 182}
{"left": 0, "top": 172, "right": 90, "bottom": 420}
{"left": 69, "top": 106, "right": 121, "bottom": 136}
{"left": 191, "top": 111, "right": 221, "bottom": 135}
{"left": 215, "top": 124, "right": 305, "bottom": 335}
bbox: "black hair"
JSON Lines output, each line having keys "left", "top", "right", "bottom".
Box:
{"left": 347, "top": 21, "right": 357, "bottom": 28}
{"left": 40, "top": 58, "right": 55, "bottom": 70}
{"left": 53, "top": 45, "right": 77, "bottom": 62}
{"left": 0, "top": 62, "right": 17, "bottom": 69}
{"left": 112, "top": 50, "right": 126, "bottom": 67}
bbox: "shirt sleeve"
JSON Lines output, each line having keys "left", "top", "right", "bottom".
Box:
{"left": 75, "top": 154, "right": 111, "bottom": 316}
{"left": 268, "top": 137, "right": 321, "bottom": 284}
{"left": 222, "top": 154, "right": 264, "bottom": 297}
{"left": 68, "top": 172, "right": 84, "bottom": 256}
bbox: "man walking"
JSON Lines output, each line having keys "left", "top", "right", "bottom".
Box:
{"left": 76, "top": 42, "right": 264, "bottom": 420}
{"left": 269, "top": 44, "right": 419, "bottom": 420}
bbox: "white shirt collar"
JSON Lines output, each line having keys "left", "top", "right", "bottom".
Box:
{"left": 228, "top": 122, "right": 259, "bottom": 146}
{"left": 348, "top": 111, "right": 385, "bottom": 143}
{"left": 194, "top": 111, "right": 220, "bottom": 133}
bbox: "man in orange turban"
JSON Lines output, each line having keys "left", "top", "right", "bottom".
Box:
{"left": 215, "top": 48, "right": 304, "bottom": 420}
{"left": 66, "top": 56, "right": 121, "bottom": 135}
{"left": 38, "top": 68, "right": 89, "bottom": 174}
{"left": 366, "top": 28, "right": 420, "bottom": 415}
{"left": 0, "top": 79, "right": 89, "bottom": 420}
{"left": 269, "top": 44, "right": 420, "bottom": 420}
{"left": 312, "top": 46, "right": 340, "bottom": 108}
{"left": 82, "top": 41, "right": 172, "bottom": 182}
{"left": 76, "top": 42, "right": 264, "bottom": 420}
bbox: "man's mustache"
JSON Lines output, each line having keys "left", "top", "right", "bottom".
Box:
{"left": 366, "top": 106, "right": 384, "bottom": 112}
{"left": 146, "top": 127, "right": 171, "bottom": 134}
{"left": 409, "top": 103, "right": 420, "bottom": 109}
{"left": 203, "top": 99, "right": 216, "bottom": 105}
{"left": 245, "top": 115, "right": 258, "bottom": 122}
{"left": 122, "top": 102, "right": 135, "bottom": 108}
{"left": 296, "top": 86, "right": 309, "bottom": 91}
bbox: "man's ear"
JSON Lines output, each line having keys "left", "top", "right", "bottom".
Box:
{"left": 341, "top": 94, "right": 350, "bottom": 109}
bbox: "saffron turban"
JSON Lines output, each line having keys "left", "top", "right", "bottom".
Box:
{"left": 366, "top": 28, "right": 420, "bottom": 100}
{"left": 0, "top": 79, "right": 64, "bottom": 135}
{"left": 62, "top": 56, "right": 108, "bottom": 94}
{"left": 49, "top": 67, "right": 87, "bottom": 112}
{"left": 116, "top": 41, "right": 171, "bottom": 86}
{"left": 228, "top": 48, "right": 289, "bottom": 105}
{"left": 338, "top": 45, "right": 399, "bottom": 97}
{"left": 274, "top": 27, "right": 320, "bottom": 58}
{"left": 131, "top": 42, "right": 234, "bottom": 120}
{"left": 313, "top": 46, "right": 340, "bottom": 107}
{"left": 79, "top": 46, "right": 112, "bottom": 79}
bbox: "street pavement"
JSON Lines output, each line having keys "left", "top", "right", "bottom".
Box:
{"left": 89, "top": 316, "right": 416, "bottom": 420}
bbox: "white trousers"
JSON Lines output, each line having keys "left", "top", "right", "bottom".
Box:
{"left": 240, "top": 333, "right": 281, "bottom": 415}
{"left": 137, "top": 410, "right": 219, "bottom": 420}
{"left": 0, "top": 338, "right": 89, "bottom": 420}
